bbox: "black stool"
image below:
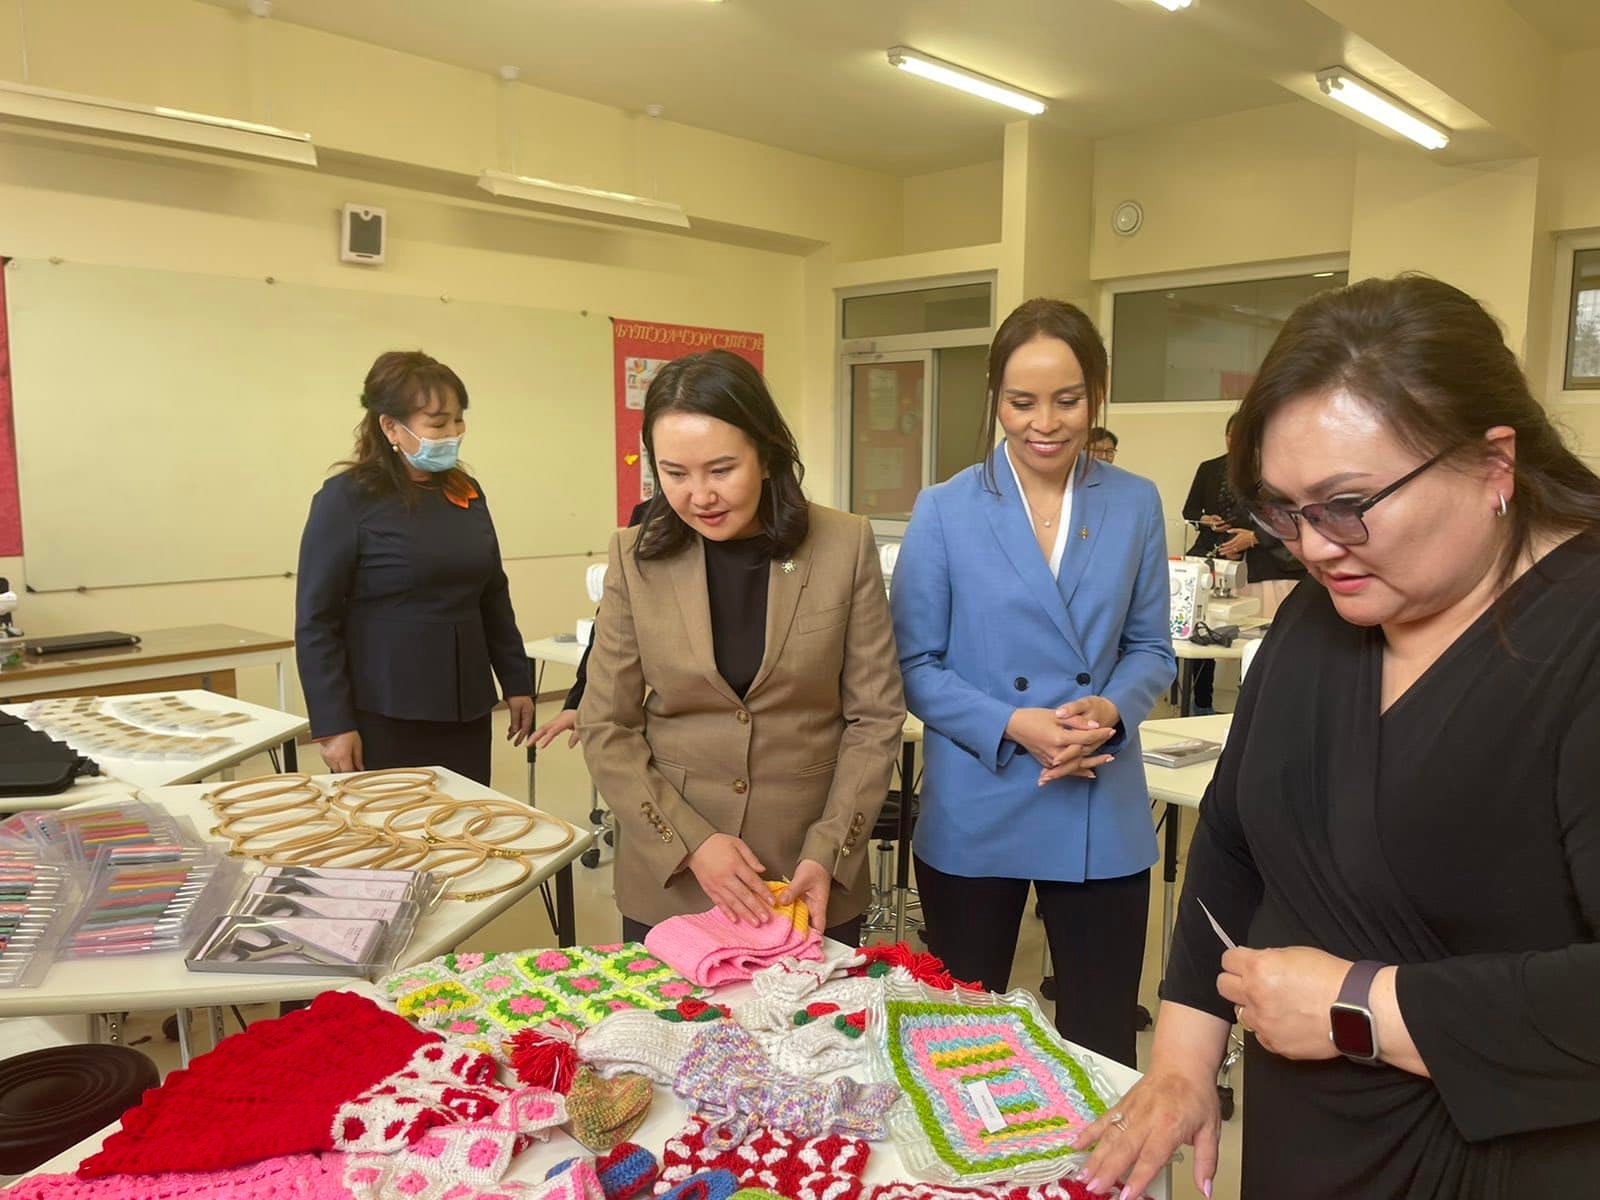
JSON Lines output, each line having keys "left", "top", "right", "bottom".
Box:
{"left": 0, "top": 1044, "right": 158, "bottom": 1174}
{"left": 861, "top": 789, "right": 922, "bottom": 940}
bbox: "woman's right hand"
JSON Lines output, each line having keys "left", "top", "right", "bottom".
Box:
{"left": 532, "top": 707, "right": 581, "bottom": 750}
{"left": 1006, "top": 708, "right": 1116, "bottom": 778}
{"left": 1070, "top": 1066, "right": 1222, "bottom": 1199}
{"left": 319, "top": 730, "right": 364, "bottom": 774}
{"left": 685, "top": 833, "right": 773, "bottom": 926}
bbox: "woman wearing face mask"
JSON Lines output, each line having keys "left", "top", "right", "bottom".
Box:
{"left": 891, "top": 298, "right": 1175, "bottom": 1066}
{"left": 295, "top": 350, "right": 534, "bottom": 786}
{"left": 578, "top": 350, "right": 903, "bottom": 943}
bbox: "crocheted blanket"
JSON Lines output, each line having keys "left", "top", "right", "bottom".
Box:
{"left": 864, "top": 982, "right": 1118, "bottom": 1187}
{"left": 380, "top": 943, "right": 708, "bottom": 1053}
{"left": 656, "top": 1116, "right": 870, "bottom": 1200}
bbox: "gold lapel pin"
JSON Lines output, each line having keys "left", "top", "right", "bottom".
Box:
{"left": 781, "top": 559, "right": 797, "bottom": 574}
{"left": 1079, "top": 526, "right": 1089, "bottom": 540}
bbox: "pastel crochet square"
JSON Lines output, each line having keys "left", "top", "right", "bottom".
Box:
{"left": 393, "top": 979, "right": 481, "bottom": 1027}
{"left": 483, "top": 988, "right": 570, "bottom": 1033}
{"left": 598, "top": 947, "right": 677, "bottom": 988}
{"left": 884, "top": 1001, "right": 1109, "bottom": 1179}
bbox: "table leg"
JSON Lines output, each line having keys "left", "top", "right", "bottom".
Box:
{"left": 1179, "top": 660, "right": 1196, "bottom": 718}
{"left": 893, "top": 738, "right": 915, "bottom": 944}
{"left": 276, "top": 658, "right": 288, "bottom": 713}
{"left": 208, "top": 1006, "right": 226, "bottom": 1049}
{"left": 526, "top": 656, "right": 544, "bottom": 808}
{"left": 554, "top": 862, "right": 577, "bottom": 946}
{"left": 1162, "top": 802, "right": 1180, "bottom": 972}
{"left": 175, "top": 1008, "right": 194, "bottom": 1068}
{"left": 283, "top": 736, "right": 298, "bottom": 772}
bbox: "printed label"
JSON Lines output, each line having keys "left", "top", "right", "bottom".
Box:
{"left": 965, "top": 1080, "right": 1007, "bottom": 1133}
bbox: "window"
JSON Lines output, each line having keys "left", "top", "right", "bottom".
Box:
{"left": 842, "top": 283, "right": 991, "bottom": 339}
{"left": 1565, "top": 248, "right": 1600, "bottom": 390}
{"left": 1110, "top": 271, "right": 1348, "bottom": 404}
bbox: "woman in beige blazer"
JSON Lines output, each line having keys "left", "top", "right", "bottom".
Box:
{"left": 578, "top": 350, "right": 904, "bottom": 944}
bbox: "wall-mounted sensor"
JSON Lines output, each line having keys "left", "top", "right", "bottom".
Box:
{"left": 341, "top": 204, "right": 386, "bottom": 264}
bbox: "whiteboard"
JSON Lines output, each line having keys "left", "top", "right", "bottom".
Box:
{"left": 6, "top": 260, "right": 614, "bottom": 590}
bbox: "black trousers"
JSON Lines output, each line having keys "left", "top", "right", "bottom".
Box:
{"left": 622, "top": 914, "right": 863, "bottom": 950}
{"left": 914, "top": 854, "right": 1150, "bottom": 1067}
{"left": 354, "top": 709, "right": 493, "bottom": 786}
{"left": 1193, "top": 659, "right": 1217, "bottom": 709}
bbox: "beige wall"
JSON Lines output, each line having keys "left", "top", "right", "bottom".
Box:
{"left": 902, "top": 161, "right": 1003, "bottom": 256}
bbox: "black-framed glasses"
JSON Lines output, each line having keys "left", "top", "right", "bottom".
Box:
{"left": 1245, "top": 449, "right": 1449, "bottom": 546}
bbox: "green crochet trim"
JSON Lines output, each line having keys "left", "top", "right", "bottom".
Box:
{"left": 885, "top": 999, "right": 1108, "bottom": 1176}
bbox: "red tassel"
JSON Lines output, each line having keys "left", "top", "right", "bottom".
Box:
{"left": 507, "top": 1026, "right": 579, "bottom": 1093}
{"left": 853, "top": 941, "right": 982, "bottom": 992}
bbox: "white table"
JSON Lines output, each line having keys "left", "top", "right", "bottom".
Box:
{"left": 0, "top": 768, "right": 592, "bottom": 1063}
{"left": 25, "top": 962, "right": 1165, "bottom": 1199}
{"left": 1141, "top": 714, "right": 1233, "bottom": 970}
{"left": 1171, "top": 621, "right": 1267, "bottom": 716}
{"left": 0, "top": 689, "right": 310, "bottom": 810}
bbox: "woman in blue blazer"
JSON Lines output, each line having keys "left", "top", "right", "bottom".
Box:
{"left": 295, "top": 351, "right": 534, "bottom": 786}
{"left": 891, "top": 299, "right": 1175, "bottom": 1065}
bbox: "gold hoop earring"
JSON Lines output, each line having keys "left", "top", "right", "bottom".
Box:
{"left": 1497, "top": 493, "right": 1508, "bottom": 518}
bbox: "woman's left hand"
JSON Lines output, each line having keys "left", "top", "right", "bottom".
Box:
{"left": 1036, "top": 697, "right": 1120, "bottom": 784}
{"left": 1217, "top": 945, "right": 1348, "bottom": 1060}
{"left": 1216, "top": 529, "right": 1257, "bottom": 559}
{"left": 505, "top": 695, "right": 535, "bottom": 746}
{"left": 777, "top": 858, "right": 832, "bottom": 930}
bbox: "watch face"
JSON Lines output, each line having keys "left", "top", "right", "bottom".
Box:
{"left": 1330, "top": 1003, "right": 1376, "bottom": 1059}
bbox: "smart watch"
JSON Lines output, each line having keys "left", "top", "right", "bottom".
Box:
{"left": 1328, "top": 959, "right": 1384, "bottom": 1064}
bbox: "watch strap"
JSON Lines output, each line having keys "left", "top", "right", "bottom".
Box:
{"left": 1337, "top": 959, "right": 1384, "bottom": 1008}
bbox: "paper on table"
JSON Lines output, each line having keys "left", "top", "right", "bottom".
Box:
{"left": 1197, "top": 897, "right": 1237, "bottom": 950}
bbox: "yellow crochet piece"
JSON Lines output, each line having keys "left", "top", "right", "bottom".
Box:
{"left": 766, "top": 880, "right": 811, "bottom": 936}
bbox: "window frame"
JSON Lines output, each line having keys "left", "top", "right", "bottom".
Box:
{"left": 1550, "top": 235, "right": 1600, "bottom": 399}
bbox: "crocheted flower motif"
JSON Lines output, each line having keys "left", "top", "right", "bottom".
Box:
{"left": 632, "top": 977, "right": 706, "bottom": 1007}
{"left": 395, "top": 980, "right": 479, "bottom": 1027}
{"left": 885, "top": 1001, "right": 1109, "bottom": 1175}
{"left": 481, "top": 989, "right": 566, "bottom": 1034}
{"left": 656, "top": 998, "right": 730, "bottom": 1023}
{"left": 599, "top": 947, "right": 675, "bottom": 988}
{"left": 552, "top": 971, "right": 610, "bottom": 999}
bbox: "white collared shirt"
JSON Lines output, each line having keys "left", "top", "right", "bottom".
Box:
{"left": 1004, "top": 444, "right": 1077, "bottom": 578}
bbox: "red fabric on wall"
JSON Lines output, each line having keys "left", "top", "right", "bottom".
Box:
{"left": 0, "top": 260, "right": 23, "bottom": 556}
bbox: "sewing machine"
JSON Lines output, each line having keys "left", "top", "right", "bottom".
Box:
{"left": 0, "top": 579, "right": 23, "bottom": 664}
{"left": 1169, "top": 557, "right": 1261, "bottom": 637}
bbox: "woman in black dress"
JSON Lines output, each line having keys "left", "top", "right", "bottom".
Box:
{"left": 1074, "top": 275, "right": 1600, "bottom": 1199}
{"left": 295, "top": 350, "right": 534, "bottom": 785}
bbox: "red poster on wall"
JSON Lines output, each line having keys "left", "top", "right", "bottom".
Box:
{"left": 611, "top": 318, "right": 764, "bottom": 526}
{"left": 0, "top": 261, "right": 22, "bottom": 557}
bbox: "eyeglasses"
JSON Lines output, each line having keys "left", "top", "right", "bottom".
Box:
{"left": 1245, "top": 449, "right": 1449, "bottom": 546}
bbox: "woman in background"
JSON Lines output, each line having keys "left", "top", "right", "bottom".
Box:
{"left": 295, "top": 350, "right": 533, "bottom": 785}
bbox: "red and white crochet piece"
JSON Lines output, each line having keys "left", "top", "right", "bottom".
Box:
{"left": 656, "top": 1116, "right": 869, "bottom": 1200}
{"left": 346, "top": 1149, "right": 608, "bottom": 1200}
{"left": 867, "top": 1180, "right": 1140, "bottom": 1200}
{"left": 332, "top": 1041, "right": 512, "bottom": 1154}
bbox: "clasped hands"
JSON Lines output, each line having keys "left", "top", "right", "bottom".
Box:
{"left": 1006, "top": 696, "right": 1120, "bottom": 785}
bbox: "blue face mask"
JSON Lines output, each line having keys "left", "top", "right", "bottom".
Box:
{"left": 395, "top": 423, "right": 461, "bottom": 473}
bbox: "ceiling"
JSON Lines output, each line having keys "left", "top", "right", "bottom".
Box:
{"left": 197, "top": 0, "right": 1593, "bottom": 176}
{"left": 199, "top": 0, "right": 1293, "bottom": 175}
{"left": 1508, "top": 0, "right": 1600, "bottom": 48}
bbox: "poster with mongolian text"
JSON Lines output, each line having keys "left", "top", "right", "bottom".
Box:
{"left": 610, "top": 318, "right": 764, "bottom": 526}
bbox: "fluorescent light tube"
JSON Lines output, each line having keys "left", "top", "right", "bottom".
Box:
{"left": 1149, "top": 0, "right": 1193, "bottom": 10}
{"left": 1315, "top": 67, "right": 1449, "bottom": 151}
{"left": 0, "top": 81, "right": 316, "bottom": 165}
{"left": 476, "top": 170, "right": 690, "bottom": 229}
{"left": 886, "top": 46, "right": 1047, "bottom": 116}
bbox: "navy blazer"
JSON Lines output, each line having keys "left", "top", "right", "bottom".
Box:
{"left": 294, "top": 471, "right": 531, "bottom": 738}
{"left": 891, "top": 449, "right": 1176, "bottom": 882}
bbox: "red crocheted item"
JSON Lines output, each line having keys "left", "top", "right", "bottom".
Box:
{"left": 78, "top": 991, "right": 477, "bottom": 1178}
{"left": 850, "top": 942, "right": 980, "bottom": 992}
{"left": 656, "top": 1116, "right": 869, "bottom": 1200}
{"left": 868, "top": 1181, "right": 1138, "bottom": 1200}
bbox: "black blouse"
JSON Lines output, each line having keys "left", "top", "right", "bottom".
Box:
{"left": 1162, "top": 531, "right": 1600, "bottom": 1198}
{"left": 703, "top": 534, "right": 770, "bottom": 698}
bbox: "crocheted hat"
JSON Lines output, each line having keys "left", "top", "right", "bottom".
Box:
{"left": 645, "top": 891, "right": 821, "bottom": 987}
{"left": 9, "top": 1154, "right": 350, "bottom": 1200}
{"left": 79, "top": 991, "right": 505, "bottom": 1178}
{"left": 673, "top": 1023, "right": 899, "bottom": 1147}
{"left": 657, "top": 1116, "right": 870, "bottom": 1200}
{"left": 578, "top": 1009, "right": 710, "bottom": 1083}
{"left": 566, "top": 1066, "right": 654, "bottom": 1151}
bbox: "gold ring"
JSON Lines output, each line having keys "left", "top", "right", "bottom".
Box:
{"left": 1108, "top": 1111, "right": 1130, "bottom": 1132}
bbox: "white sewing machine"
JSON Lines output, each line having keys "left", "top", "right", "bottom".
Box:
{"left": 1169, "top": 557, "right": 1260, "bottom": 637}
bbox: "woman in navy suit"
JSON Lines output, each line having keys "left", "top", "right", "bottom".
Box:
{"left": 295, "top": 350, "right": 534, "bottom": 786}
{"left": 891, "top": 299, "right": 1176, "bottom": 1065}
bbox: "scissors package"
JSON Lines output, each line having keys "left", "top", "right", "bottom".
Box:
{"left": 184, "top": 907, "right": 418, "bottom": 977}
{"left": 252, "top": 865, "right": 443, "bottom": 908}
{"left": 60, "top": 848, "right": 244, "bottom": 958}
{"left": 235, "top": 888, "right": 415, "bottom": 924}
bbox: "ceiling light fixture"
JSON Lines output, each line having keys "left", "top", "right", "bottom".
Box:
{"left": 476, "top": 170, "right": 690, "bottom": 229}
{"left": 0, "top": 80, "right": 316, "bottom": 165}
{"left": 1149, "top": 0, "right": 1192, "bottom": 10}
{"left": 885, "top": 46, "right": 1047, "bottom": 116}
{"left": 1315, "top": 67, "right": 1449, "bottom": 151}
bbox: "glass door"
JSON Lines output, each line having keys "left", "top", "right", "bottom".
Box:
{"left": 845, "top": 352, "right": 931, "bottom": 520}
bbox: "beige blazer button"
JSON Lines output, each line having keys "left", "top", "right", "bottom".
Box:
{"left": 732, "top": 779, "right": 748, "bottom": 794}
{"left": 736, "top": 711, "right": 751, "bottom": 725}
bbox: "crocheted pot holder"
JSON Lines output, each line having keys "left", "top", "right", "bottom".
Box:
{"left": 866, "top": 1180, "right": 1129, "bottom": 1200}
{"left": 656, "top": 1115, "right": 870, "bottom": 1200}
{"left": 381, "top": 944, "right": 707, "bottom": 1047}
{"left": 864, "top": 981, "right": 1119, "bottom": 1186}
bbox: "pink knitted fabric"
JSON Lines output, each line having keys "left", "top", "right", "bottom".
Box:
{"left": 10, "top": 1153, "right": 352, "bottom": 1200}
{"left": 645, "top": 908, "right": 821, "bottom": 987}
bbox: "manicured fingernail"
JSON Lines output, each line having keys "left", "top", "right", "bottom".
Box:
{"left": 1119, "top": 1187, "right": 1136, "bottom": 1200}
{"left": 1104, "top": 755, "right": 1116, "bottom": 762}
{"left": 1084, "top": 1180, "right": 1103, "bottom": 1194}
{"left": 1203, "top": 1182, "right": 1213, "bottom": 1198}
